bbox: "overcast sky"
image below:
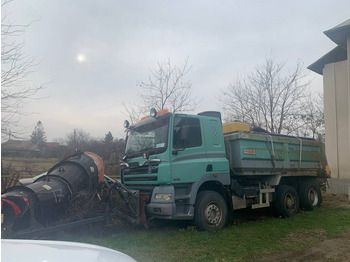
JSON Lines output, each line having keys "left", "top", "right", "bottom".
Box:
{"left": 3, "top": 0, "right": 350, "bottom": 141}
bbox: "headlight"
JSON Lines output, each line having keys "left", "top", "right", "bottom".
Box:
{"left": 155, "top": 193, "right": 172, "bottom": 201}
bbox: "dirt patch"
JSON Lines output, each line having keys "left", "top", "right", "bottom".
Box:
{"left": 322, "top": 193, "right": 350, "bottom": 209}
{"left": 282, "top": 228, "right": 327, "bottom": 248}
{"left": 255, "top": 230, "right": 350, "bottom": 262}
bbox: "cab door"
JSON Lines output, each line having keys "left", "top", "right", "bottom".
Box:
{"left": 170, "top": 115, "right": 207, "bottom": 184}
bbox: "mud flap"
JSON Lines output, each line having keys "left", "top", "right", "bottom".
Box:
{"left": 139, "top": 195, "right": 149, "bottom": 228}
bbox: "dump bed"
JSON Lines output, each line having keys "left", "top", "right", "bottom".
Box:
{"left": 224, "top": 131, "right": 327, "bottom": 177}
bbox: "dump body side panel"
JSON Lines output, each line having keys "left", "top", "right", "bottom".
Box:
{"left": 225, "top": 132, "right": 325, "bottom": 177}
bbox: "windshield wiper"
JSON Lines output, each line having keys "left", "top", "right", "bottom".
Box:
{"left": 125, "top": 145, "right": 166, "bottom": 159}
{"left": 141, "top": 147, "right": 155, "bottom": 152}
{"left": 139, "top": 158, "right": 165, "bottom": 167}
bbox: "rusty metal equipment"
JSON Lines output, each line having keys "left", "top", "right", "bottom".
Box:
{"left": 5, "top": 173, "right": 20, "bottom": 189}
{"left": 1, "top": 152, "right": 140, "bottom": 238}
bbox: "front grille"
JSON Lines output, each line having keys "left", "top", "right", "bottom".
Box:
{"left": 124, "top": 176, "right": 157, "bottom": 182}
{"left": 124, "top": 165, "right": 158, "bottom": 175}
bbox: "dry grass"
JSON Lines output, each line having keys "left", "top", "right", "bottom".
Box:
{"left": 2, "top": 156, "right": 59, "bottom": 177}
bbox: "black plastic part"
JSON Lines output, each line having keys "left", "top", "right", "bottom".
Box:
{"left": 230, "top": 180, "right": 257, "bottom": 198}
{"left": 206, "top": 164, "right": 213, "bottom": 172}
{"left": 197, "top": 111, "right": 222, "bottom": 123}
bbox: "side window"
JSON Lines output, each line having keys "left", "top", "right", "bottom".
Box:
{"left": 173, "top": 117, "right": 202, "bottom": 149}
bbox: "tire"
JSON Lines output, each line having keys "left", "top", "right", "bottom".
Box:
{"left": 194, "top": 190, "right": 228, "bottom": 231}
{"left": 298, "top": 180, "right": 322, "bottom": 210}
{"left": 274, "top": 185, "right": 299, "bottom": 218}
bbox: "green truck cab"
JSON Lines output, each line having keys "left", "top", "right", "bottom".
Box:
{"left": 121, "top": 109, "right": 329, "bottom": 230}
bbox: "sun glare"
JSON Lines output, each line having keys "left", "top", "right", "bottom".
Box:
{"left": 77, "top": 54, "right": 86, "bottom": 63}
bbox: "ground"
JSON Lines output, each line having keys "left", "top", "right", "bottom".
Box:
{"left": 256, "top": 231, "right": 350, "bottom": 262}
{"left": 49, "top": 192, "right": 349, "bottom": 262}
{"left": 256, "top": 193, "right": 350, "bottom": 262}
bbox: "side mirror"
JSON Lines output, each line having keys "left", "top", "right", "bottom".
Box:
{"left": 172, "top": 126, "right": 189, "bottom": 155}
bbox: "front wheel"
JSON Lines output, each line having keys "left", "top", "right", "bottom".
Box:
{"left": 274, "top": 185, "right": 299, "bottom": 218}
{"left": 194, "top": 190, "right": 228, "bottom": 231}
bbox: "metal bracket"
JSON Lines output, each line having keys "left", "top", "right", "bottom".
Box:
{"left": 252, "top": 188, "right": 275, "bottom": 209}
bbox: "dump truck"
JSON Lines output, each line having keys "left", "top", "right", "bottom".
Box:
{"left": 1, "top": 109, "right": 329, "bottom": 237}
{"left": 121, "top": 109, "right": 329, "bottom": 231}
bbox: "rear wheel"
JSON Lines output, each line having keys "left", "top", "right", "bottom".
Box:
{"left": 194, "top": 190, "right": 228, "bottom": 231}
{"left": 298, "top": 180, "right": 322, "bottom": 210}
{"left": 274, "top": 185, "right": 299, "bottom": 218}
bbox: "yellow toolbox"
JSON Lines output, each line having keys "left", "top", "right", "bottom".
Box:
{"left": 222, "top": 122, "right": 250, "bottom": 134}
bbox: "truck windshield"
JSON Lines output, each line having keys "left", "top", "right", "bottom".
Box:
{"left": 125, "top": 116, "right": 170, "bottom": 157}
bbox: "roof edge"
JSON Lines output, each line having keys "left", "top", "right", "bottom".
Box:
{"left": 308, "top": 46, "right": 347, "bottom": 75}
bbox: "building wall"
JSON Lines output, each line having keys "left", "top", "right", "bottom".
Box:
{"left": 323, "top": 63, "right": 339, "bottom": 177}
{"left": 323, "top": 57, "right": 350, "bottom": 180}
{"left": 348, "top": 36, "right": 350, "bottom": 145}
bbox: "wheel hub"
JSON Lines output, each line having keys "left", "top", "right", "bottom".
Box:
{"left": 204, "top": 202, "right": 222, "bottom": 225}
{"left": 285, "top": 193, "right": 295, "bottom": 210}
{"left": 308, "top": 188, "right": 319, "bottom": 206}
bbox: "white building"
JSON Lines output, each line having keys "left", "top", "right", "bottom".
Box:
{"left": 308, "top": 19, "right": 350, "bottom": 194}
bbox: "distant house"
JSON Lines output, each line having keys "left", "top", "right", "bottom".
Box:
{"left": 1, "top": 140, "right": 40, "bottom": 157}
{"left": 308, "top": 19, "right": 350, "bottom": 194}
{"left": 45, "top": 142, "right": 60, "bottom": 148}
{"left": 2, "top": 141, "right": 61, "bottom": 158}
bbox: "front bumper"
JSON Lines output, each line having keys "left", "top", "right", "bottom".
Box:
{"left": 146, "top": 202, "right": 174, "bottom": 218}
{"left": 145, "top": 185, "right": 194, "bottom": 220}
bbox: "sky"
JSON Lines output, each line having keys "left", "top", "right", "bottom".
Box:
{"left": 2, "top": 0, "right": 350, "bottom": 141}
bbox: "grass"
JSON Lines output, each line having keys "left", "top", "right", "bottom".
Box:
{"left": 2, "top": 156, "right": 59, "bottom": 177}
{"left": 53, "top": 206, "right": 350, "bottom": 262}
{"left": 1, "top": 156, "right": 120, "bottom": 178}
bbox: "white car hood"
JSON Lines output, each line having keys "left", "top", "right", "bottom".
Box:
{"left": 2, "top": 239, "right": 136, "bottom": 262}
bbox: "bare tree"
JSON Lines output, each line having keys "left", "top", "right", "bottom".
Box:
{"left": 122, "top": 100, "right": 145, "bottom": 124}
{"left": 298, "top": 93, "right": 324, "bottom": 139}
{"left": 219, "top": 57, "right": 310, "bottom": 134}
{"left": 1, "top": 0, "right": 46, "bottom": 139}
{"left": 66, "top": 129, "right": 91, "bottom": 150}
{"left": 123, "top": 58, "right": 199, "bottom": 123}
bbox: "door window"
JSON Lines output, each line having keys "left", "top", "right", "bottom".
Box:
{"left": 173, "top": 117, "right": 202, "bottom": 149}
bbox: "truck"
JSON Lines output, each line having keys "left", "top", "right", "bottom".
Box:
{"left": 1, "top": 108, "right": 329, "bottom": 237}
{"left": 121, "top": 108, "right": 329, "bottom": 231}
